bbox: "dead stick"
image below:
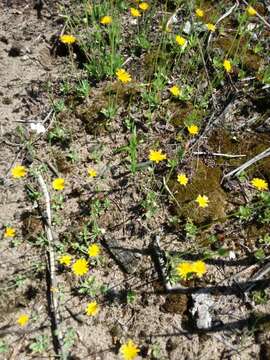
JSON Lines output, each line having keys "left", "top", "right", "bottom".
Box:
{"left": 194, "top": 151, "right": 246, "bottom": 158}
{"left": 223, "top": 147, "right": 270, "bottom": 180}
{"left": 37, "top": 174, "right": 65, "bottom": 359}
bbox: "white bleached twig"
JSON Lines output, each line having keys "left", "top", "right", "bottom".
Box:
{"left": 223, "top": 147, "right": 270, "bottom": 179}
{"left": 194, "top": 151, "right": 246, "bottom": 158}
{"left": 37, "top": 174, "right": 65, "bottom": 358}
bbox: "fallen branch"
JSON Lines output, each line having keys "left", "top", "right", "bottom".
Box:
{"left": 222, "top": 147, "right": 270, "bottom": 180}
{"left": 37, "top": 173, "right": 65, "bottom": 359}
{"left": 194, "top": 151, "right": 246, "bottom": 158}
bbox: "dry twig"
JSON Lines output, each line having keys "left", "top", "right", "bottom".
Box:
{"left": 194, "top": 151, "right": 246, "bottom": 158}
{"left": 222, "top": 147, "right": 270, "bottom": 180}
{"left": 37, "top": 173, "right": 65, "bottom": 359}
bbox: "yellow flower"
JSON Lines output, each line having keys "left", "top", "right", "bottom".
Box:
{"left": 206, "top": 23, "right": 216, "bottom": 32}
{"left": 195, "top": 8, "right": 204, "bottom": 17}
{"left": 17, "top": 314, "right": 29, "bottom": 327}
{"left": 86, "top": 301, "right": 100, "bottom": 316}
{"left": 177, "top": 173, "right": 188, "bottom": 186}
{"left": 120, "top": 339, "right": 140, "bottom": 360}
{"left": 59, "top": 34, "right": 76, "bottom": 44}
{"left": 176, "top": 262, "right": 193, "bottom": 280}
{"left": 4, "top": 227, "right": 16, "bottom": 238}
{"left": 72, "top": 258, "right": 89, "bottom": 276}
{"left": 88, "top": 168, "right": 97, "bottom": 177}
{"left": 192, "top": 260, "right": 207, "bottom": 277}
{"left": 195, "top": 194, "right": 209, "bottom": 208}
{"left": 116, "top": 68, "right": 132, "bottom": 83}
{"left": 175, "top": 35, "right": 186, "bottom": 46}
{"left": 169, "top": 85, "right": 181, "bottom": 97}
{"left": 59, "top": 254, "right": 72, "bottom": 266}
{"left": 130, "top": 7, "right": 141, "bottom": 17}
{"left": 139, "top": 2, "right": 149, "bottom": 11}
{"left": 187, "top": 124, "right": 199, "bottom": 135}
{"left": 223, "top": 59, "right": 232, "bottom": 73}
{"left": 247, "top": 6, "right": 257, "bottom": 16}
{"left": 148, "top": 150, "right": 167, "bottom": 164}
{"left": 52, "top": 178, "right": 65, "bottom": 191}
{"left": 100, "top": 15, "right": 112, "bottom": 25}
{"left": 251, "top": 178, "right": 268, "bottom": 191}
{"left": 11, "top": 165, "right": 27, "bottom": 178}
{"left": 88, "top": 244, "right": 101, "bottom": 257}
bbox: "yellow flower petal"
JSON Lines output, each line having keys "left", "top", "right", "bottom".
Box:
{"left": 130, "top": 7, "right": 141, "bottom": 17}
{"left": 120, "top": 339, "right": 140, "bottom": 360}
{"left": 100, "top": 16, "right": 112, "bottom": 24}
{"left": 139, "top": 2, "right": 149, "bottom": 11}
{"left": 195, "top": 8, "right": 204, "bottom": 17}
{"left": 247, "top": 6, "right": 257, "bottom": 16}
{"left": 223, "top": 59, "right": 232, "bottom": 73}
{"left": 17, "top": 314, "right": 29, "bottom": 327}
{"left": 195, "top": 194, "right": 209, "bottom": 208}
{"left": 116, "top": 68, "right": 132, "bottom": 83}
{"left": 86, "top": 301, "right": 100, "bottom": 316}
{"left": 88, "top": 244, "right": 101, "bottom": 257}
{"left": 175, "top": 35, "right": 186, "bottom": 46}
{"left": 52, "top": 178, "right": 65, "bottom": 191}
{"left": 251, "top": 178, "right": 268, "bottom": 191}
{"left": 192, "top": 260, "right": 207, "bottom": 277}
{"left": 88, "top": 168, "right": 97, "bottom": 177}
{"left": 59, "top": 34, "right": 76, "bottom": 44}
{"left": 206, "top": 23, "right": 216, "bottom": 32}
{"left": 72, "top": 259, "right": 89, "bottom": 276}
{"left": 169, "top": 85, "right": 181, "bottom": 97}
{"left": 187, "top": 124, "right": 199, "bottom": 135}
{"left": 177, "top": 173, "right": 188, "bottom": 186}
{"left": 59, "top": 254, "right": 72, "bottom": 266}
{"left": 4, "top": 227, "right": 16, "bottom": 238}
{"left": 11, "top": 165, "right": 27, "bottom": 178}
{"left": 176, "top": 262, "right": 193, "bottom": 280}
{"left": 148, "top": 150, "right": 167, "bottom": 164}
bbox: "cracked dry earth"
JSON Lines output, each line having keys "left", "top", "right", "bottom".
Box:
{"left": 0, "top": 1, "right": 270, "bottom": 360}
